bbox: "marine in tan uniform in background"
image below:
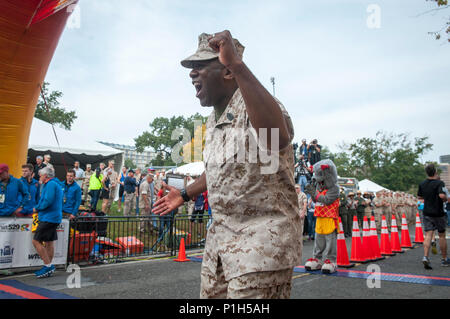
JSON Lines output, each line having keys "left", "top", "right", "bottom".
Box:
{"left": 102, "top": 161, "right": 118, "bottom": 214}
{"left": 81, "top": 164, "right": 93, "bottom": 205}
{"left": 346, "top": 192, "right": 357, "bottom": 235}
{"left": 363, "top": 192, "right": 372, "bottom": 220}
{"left": 409, "top": 194, "right": 417, "bottom": 226}
{"left": 383, "top": 191, "right": 392, "bottom": 229}
{"left": 373, "top": 191, "right": 384, "bottom": 232}
{"left": 296, "top": 184, "right": 307, "bottom": 243}
{"left": 152, "top": 31, "right": 302, "bottom": 299}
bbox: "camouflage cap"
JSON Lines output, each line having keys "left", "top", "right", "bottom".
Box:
{"left": 181, "top": 33, "right": 245, "bottom": 69}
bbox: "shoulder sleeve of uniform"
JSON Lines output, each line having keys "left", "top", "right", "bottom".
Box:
{"left": 275, "top": 98, "right": 294, "bottom": 144}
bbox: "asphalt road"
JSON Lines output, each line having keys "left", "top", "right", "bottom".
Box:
{"left": 1, "top": 227, "right": 449, "bottom": 299}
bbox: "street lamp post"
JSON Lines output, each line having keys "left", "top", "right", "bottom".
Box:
{"left": 270, "top": 77, "right": 275, "bottom": 97}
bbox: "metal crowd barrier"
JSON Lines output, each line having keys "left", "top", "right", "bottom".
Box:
{"left": 67, "top": 214, "right": 210, "bottom": 265}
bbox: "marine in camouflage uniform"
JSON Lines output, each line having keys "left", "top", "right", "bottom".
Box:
{"left": 153, "top": 31, "right": 302, "bottom": 299}
{"left": 338, "top": 188, "right": 350, "bottom": 237}
{"left": 372, "top": 191, "right": 384, "bottom": 232}
{"left": 363, "top": 192, "right": 372, "bottom": 220}
{"left": 81, "top": 164, "right": 93, "bottom": 205}
{"left": 346, "top": 192, "right": 357, "bottom": 235}
{"left": 384, "top": 191, "right": 394, "bottom": 229}
{"left": 355, "top": 191, "right": 366, "bottom": 230}
{"left": 296, "top": 185, "right": 308, "bottom": 240}
{"left": 394, "top": 193, "right": 403, "bottom": 227}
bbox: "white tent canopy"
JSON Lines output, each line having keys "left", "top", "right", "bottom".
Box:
{"left": 174, "top": 162, "right": 205, "bottom": 176}
{"left": 29, "top": 118, "right": 121, "bottom": 156}
{"left": 28, "top": 118, "right": 124, "bottom": 178}
{"left": 358, "top": 179, "right": 389, "bottom": 193}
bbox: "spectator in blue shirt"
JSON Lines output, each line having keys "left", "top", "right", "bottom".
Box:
{"left": 0, "top": 164, "right": 30, "bottom": 217}
{"left": 32, "top": 166, "right": 63, "bottom": 278}
{"left": 62, "top": 170, "right": 81, "bottom": 220}
{"left": 18, "top": 164, "right": 40, "bottom": 217}
{"left": 123, "top": 170, "right": 137, "bottom": 216}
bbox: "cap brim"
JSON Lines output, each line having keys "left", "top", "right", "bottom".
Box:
{"left": 180, "top": 54, "right": 218, "bottom": 68}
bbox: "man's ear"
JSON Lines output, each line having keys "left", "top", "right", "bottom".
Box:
{"left": 223, "top": 67, "right": 234, "bottom": 80}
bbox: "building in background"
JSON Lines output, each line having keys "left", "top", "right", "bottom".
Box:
{"left": 439, "top": 154, "right": 450, "bottom": 187}
{"left": 440, "top": 155, "right": 450, "bottom": 164}
{"left": 99, "top": 141, "right": 156, "bottom": 169}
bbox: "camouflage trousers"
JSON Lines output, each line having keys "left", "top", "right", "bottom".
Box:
{"left": 200, "top": 258, "right": 293, "bottom": 299}
{"left": 123, "top": 192, "right": 136, "bottom": 216}
{"left": 382, "top": 209, "right": 392, "bottom": 229}
{"left": 393, "top": 210, "right": 403, "bottom": 228}
{"left": 373, "top": 209, "right": 383, "bottom": 233}
{"left": 82, "top": 186, "right": 91, "bottom": 204}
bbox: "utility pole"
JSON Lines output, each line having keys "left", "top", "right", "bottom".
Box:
{"left": 270, "top": 77, "right": 275, "bottom": 97}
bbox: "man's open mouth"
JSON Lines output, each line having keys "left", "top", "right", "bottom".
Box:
{"left": 193, "top": 82, "right": 203, "bottom": 98}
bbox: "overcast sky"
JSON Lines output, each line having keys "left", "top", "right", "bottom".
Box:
{"left": 44, "top": 0, "right": 450, "bottom": 163}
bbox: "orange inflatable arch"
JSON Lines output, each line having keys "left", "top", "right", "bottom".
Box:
{"left": 0, "top": 0, "right": 75, "bottom": 177}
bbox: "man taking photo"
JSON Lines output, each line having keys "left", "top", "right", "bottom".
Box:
{"left": 307, "top": 139, "right": 321, "bottom": 166}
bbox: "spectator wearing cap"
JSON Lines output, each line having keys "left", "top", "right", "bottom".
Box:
{"left": 34, "top": 156, "right": 46, "bottom": 179}
{"left": 32, "top": 166, "right": 62, "bottom": 278}
{"left": 62, "top": 170, "right": 82, "bottom": 220}
{"left": 123, "top": 169, "right": 137, "bottom": 216}
{"left": 18, "top": 164, "right": 40, "bottom": 217}
{"left": 0, "top": 164, "right": 30, "bottom": 217}
{"left": 355, "top": 190, "right": 367, "bottom": 230}
{"left": 117, "top": 166, "right": 128, "bottom": 212}
{"left": 0, "top": 164, "right": 30, "bottom": 216}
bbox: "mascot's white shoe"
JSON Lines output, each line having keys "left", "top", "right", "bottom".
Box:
{"left": 321, "top": 259, "right": 337, "bottom": 274}
{"left": 305, "top": 258, "right": 322, "bottom": 271}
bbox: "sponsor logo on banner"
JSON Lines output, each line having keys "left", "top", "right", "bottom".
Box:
{"left": 0, "top": 242, "right": 14, "bottom": 264}
{"left": 0, "top": 223, "right": 21, "bottom": 232}
{"left": 28, "top": 253, "right": 42, "bottom": 261}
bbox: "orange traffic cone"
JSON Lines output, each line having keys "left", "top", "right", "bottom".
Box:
{"left": 370, "top": 216, "right": 385, "bottom": 261}
{"left": 390, "top": 214, "right": 404, "bottom": 253}
{"left": 413, "top": 213, "right": 425, "bottom": 244}
{"left": 337, "top": 217, "right": 355, "bottom": 268}
{"left": 400, "top": 213, "right": 413, "bottom": 248}
{"left": 350, "top": 215, "right": 367, "bottom": 263}
{"left": 362, "top": 217, "right": 375, "bottom": 262}
{"left": 174, "top": 238, "right": 190, "bottom": 262}
{"left": 380, "top": 216, "right": 395, "bottom": 256}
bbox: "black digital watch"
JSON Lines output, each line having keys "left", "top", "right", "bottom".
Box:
{"left": 180, "top": 188, "right": 191, "bottom": 202}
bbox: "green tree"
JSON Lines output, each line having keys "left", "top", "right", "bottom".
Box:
{"left": 34, "top": 82, "right": 77, "bottom": 130}
{"left": 335, "top": 131, "right": 433, "bottom": 192}
{"left": 135, "top": 113, "right": 207, "bottom": 166}
{"left": 124, "top": 159, "right": 137, "bottom": 170}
